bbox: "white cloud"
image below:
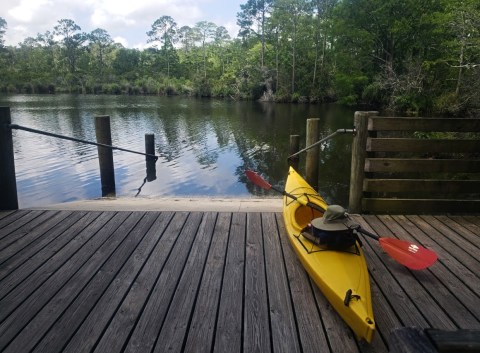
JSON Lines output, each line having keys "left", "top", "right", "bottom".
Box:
{"left": 2, "top": 0, "right": 241, "bottom": 48}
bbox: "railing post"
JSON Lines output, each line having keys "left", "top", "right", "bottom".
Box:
{"left": 306, "top": 118, "right": 320, "bottom": 189}
{"left": 145, "top": 133, "right": 156, "bottom": 182}
{"left": 349, "top": 111, "right": 378, "bottom": 213}
{"left": 288, "top": 134, "right": 300, "bottom": 171}
{"left": 0, "top": 107, "right": 19, "bottom": 210}
{"left": 95, "top": 115, "right": 116, "bottom": 197}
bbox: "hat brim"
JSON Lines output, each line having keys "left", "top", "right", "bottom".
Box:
{"left": 311, "top": 217, "right": 349, "bottom": 231}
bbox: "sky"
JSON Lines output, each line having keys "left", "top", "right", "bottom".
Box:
{"left": 1, "top": 0, "right": 244, "bottom": 48}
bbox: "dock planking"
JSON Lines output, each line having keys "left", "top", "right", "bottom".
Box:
{"left": 0, "top": 210, "right": 479, "bottom": 353}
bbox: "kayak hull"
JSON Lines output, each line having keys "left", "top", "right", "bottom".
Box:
{"left": 282, "top": 167, "right": 375, "bottom": 343}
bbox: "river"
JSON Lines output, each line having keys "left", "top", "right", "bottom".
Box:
{"left": 1, "top": 94, "right": 358, "bottom": 208}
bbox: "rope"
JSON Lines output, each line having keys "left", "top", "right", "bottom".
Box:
{"left": 9, "top": 123, "right": 159, "bottom": 161}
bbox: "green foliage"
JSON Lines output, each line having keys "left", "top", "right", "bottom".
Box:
{"left": 0, "top": 4, "right": 479, "bottom": 115}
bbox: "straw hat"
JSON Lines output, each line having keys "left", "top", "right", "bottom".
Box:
{"left": 311, "top": 205, "right": 349, "bottom": 231}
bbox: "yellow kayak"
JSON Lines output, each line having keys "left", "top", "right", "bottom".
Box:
{"left": 283, "top": 167, "right": 375, "bottom": 343}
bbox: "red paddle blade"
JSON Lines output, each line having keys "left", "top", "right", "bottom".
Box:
{"left": 246, "top": 170, "right": 272, "bottom": 190}
{"left": 379, "top": 238, "right": 438, "bottom": 270}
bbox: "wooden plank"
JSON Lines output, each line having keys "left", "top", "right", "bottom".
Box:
{"left": 453, "top": 216, "right": 480, "bottom": 240}
{"left": 0, "top": 210, "right": 28, "bottom": 229}
{"left": 435, "top": 216, "right": 480, "bottom": 249}
{"left": 357, "top": 216, "right": 457, "bottom": 330}
{"left": 0, "top": 210, "right": 16, "bottom": 222}
{"left": 262, "top": 212, "right": 301, "bottom": 353}
{"left": 0, "top": 211, "right": 128, "bottom": 350}
{"left": 406, "top": 216, "right": 480, "bottom": 294}
{"left": 154, "top": 212, "right": 221, "bottom": 353}
{"left": 0, "top": 210, "right": 47, "bottom": 245}
{"left": 243, "top": 212, "right": 271, "bottom": 353}
{"left": 365, "top": 158, "right": 480, "bottom": 173}
{"left": 65, "top": 212, "right": 181, "bottom": 353}
{"left": 350, "top": 217, "right": 430, "bottom": 329}
{"left": 0, "top": 211, "right": 73, "bottom": 264}
{"left": 121, "top": 212, "right": 204, "bottom": 353}
{"left": 36, "top": 212, "right": 174, "bottom": 353}
{"left": 367, "top": 138, "right": 480, "bottom": 153}
{"left": 383, "top": 215, "right": 480, "bottom": 325}
{"left": 370, "top": 216, "right": 477, "bottom": 329}
{"left": 2, "top": 212, "right": 149, "bottom": 353}
{"left": 181, "top": 213, "right": 231, "bottom": 353}
{"left": 0, "top": 211, "right": 115, "bottom": 310}
{"left": 213, "top": 212, "right": 246, "bottom": 353}
{"left": 364, "top": 179, "right": 480, "bottom": 194}
{"left": 427, "top": 329, "right": 480, "bottom": 352}
{"left": 0, "top": 211, "right": 102, "bottom": 298}
{"left": 389, "top": 327, "right": 437, "bottom": 353}
{"left": 0, "top": 211, "right": 86, "bottom": 281}
{"left": 368, "top": 117, "right": 480, "bottom": 132}
{"left": 275, "top": 214, "right": 361, "bottom": 353}
{"left": 362, "top": 198, "right": 480, "bottom": 214}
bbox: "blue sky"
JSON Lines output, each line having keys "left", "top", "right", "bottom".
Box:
{"left": 2, "top": 0, "right": 244, "bottom": 48}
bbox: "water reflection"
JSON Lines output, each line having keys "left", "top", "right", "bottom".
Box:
{"left": 0, "top": 94, "right": 357, "bottom": 208}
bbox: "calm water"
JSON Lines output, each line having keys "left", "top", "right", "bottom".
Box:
{"left": 1, "top": 94, "right": 357, "bottom": 208}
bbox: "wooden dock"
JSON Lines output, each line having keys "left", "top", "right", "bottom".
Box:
{"left": 0, "top": 209, "right": 479, "bottom": 353}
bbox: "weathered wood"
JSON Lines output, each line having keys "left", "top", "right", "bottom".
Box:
{"left": 213, "top": 212, "right": 246, "bottom": 353}
{"left": 364, "top": 179, "right": 480, "bottom": 193}
{"left": 262, "top": 213, "right": 301, "bottom": 353}
{"left": 367, "top": 138, "right": 480, "bottom": 153}
{"left": 244, "top": 212, "right": 271, "bottom": 353}
{"left": 0, "top": 211, "right": 113, "bottom": 303}
{"left": 368, "top": 117, "right": 480, "bottom": 132}
{"left": 427, "top": 329, "right": 480, "bottom": 352}
{"left": 289, "top": 134, "right": 300, "bottom": 170}
{"left": 0, "top": 211, "right": 128, "bottom": 350}
{"left": 275, "top": 213, "right": 334, "bottom": 353}
{"left": 69, "top": 212, "right": 184, "bottom": 353}
{"left": 0, "top": 211, "right": 70, "bottom": 265}
{"left": 362, "top": 198, "right": 480, "bottom": 214}
{"left": 2, "top": 209, "right": 480, "bottom": 353}
{"left": 95, "top": 115, "right": 116, "bottom": 197}
{"left": 145, "top": 133, "right": 156, "bottom": 182}
{"left": 0, "top": 107, "right": 18, "bottom": 210}
{"left": 389, "top": 327, "right": 437, "bottom": 353}
{"left": 38, "top": 212, "right": 173, "bottom": 353}
{"left": 0, "top": 210, "right": 47, "bottom": 246}
{"left": 154, "top": 212, "right": 220, "bottom": 353}
{"left": 121, "top": 212, "right": 203, "bottom": 353}
{"left": 3, "top": 212, "right": 148, "bottom": 353}
{"left": 182, "top": 213, "right": 230, "bottom": 353}
{"left": 365, "top": 158, "right": 480, "bottom": 173}
{"left": 384, "top": 215, "right": 480, "bottom": 323}
{"left": 305, "top": 118, "right": 320, "bottom": 189}
{"left": 349, "top": 111, "right": 373, "bottom": 213}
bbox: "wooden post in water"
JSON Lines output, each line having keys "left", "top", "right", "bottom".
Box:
{"left": 305, "top": 118, "right": 320, "bottom": 189}
{"left": 0, "top": 107, "right": 19, "bottom": 210}
{"left": 95, "top": 115, "right": 116, "bottom": 197}
{"left": 145, "top": 133, "right": 156, "bottom": 182}
{"left": 349, "top": 111, "right": 378, "bottom": 213}
{"left": 288, "top": 135, "right": 300, "bottom": 171}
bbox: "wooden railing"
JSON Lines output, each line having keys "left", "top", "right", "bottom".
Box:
{"left": 349, "top": 111, "right": 480, "bottom": 214}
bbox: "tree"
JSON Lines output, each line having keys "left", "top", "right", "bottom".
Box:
{"left": 194, "top": 21, "right": 217, "bottom": 79}
{"left": 237, "top": 0, "right": 274, "bottom": 67}
{"left": 53, "top": 19, "right": 86, "bottom": 77}
{"left": 88, "top": 28, "right": 113, "bottom": 81}
{"left": 147, "top": 16, "right": 177, "bottom": 77}
{"left": 213, "top": 26, "right": 231, "bottom": 74}
{"left": 0, "top": 17, "right": 6, "bottom": 48}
